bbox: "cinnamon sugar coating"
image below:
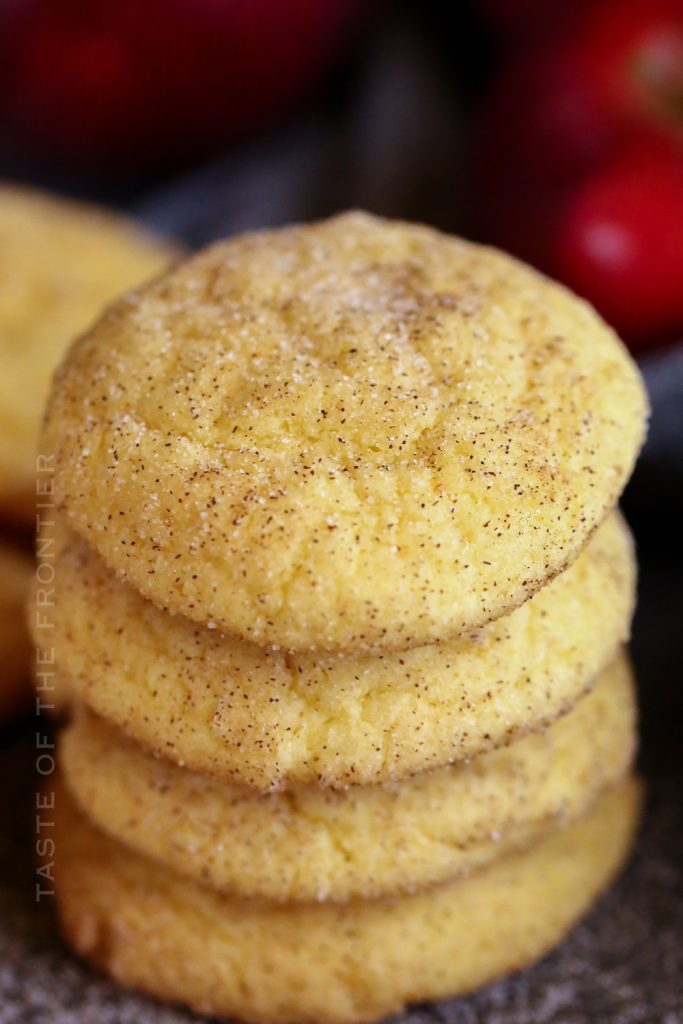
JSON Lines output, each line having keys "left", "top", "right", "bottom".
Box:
{"left": 41, "top": 213, "right": 647, "bottom": 651}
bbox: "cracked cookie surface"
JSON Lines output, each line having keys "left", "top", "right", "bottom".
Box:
{"left": 61, "top": 654, "right": 635, "bottom": 901}
{"left": 37, "top": 511, "right": 634, "bottom": 788}
{"left": 41, "top": 212, "right": 647, "bottom": 650}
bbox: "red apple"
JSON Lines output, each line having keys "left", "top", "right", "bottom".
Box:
{"left": 579, "top": 0, "right": 683, "bottom": 140}
{"left": 555, "top": 143, "right": 683, "bottom": 349}
{"left": 0, "top": 0, "right": 362, "bottom": 169}
{"left": 470, "top": 0, "right": 683, "bottom": 345}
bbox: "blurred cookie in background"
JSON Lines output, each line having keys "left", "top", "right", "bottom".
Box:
{"left": 0, "top": 185, "right": 177, "bottom": 526}
{"left": 0, "top": 540, "right": 32, "bottom": 725}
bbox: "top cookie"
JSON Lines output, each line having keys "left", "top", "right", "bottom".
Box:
{"left": 42, "top": 212, "right": 647, "bottom": 651}
{"left": 0, "top": 185, "right": 175, "bottom": 522}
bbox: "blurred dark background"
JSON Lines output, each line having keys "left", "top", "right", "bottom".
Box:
{"left": 0, "top": 2, "right": 681, "bottom": 1020}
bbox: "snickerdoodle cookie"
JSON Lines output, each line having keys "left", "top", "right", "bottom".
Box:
{"left": 51, "top": 776, "right": 640, "bottom": 1024}
{"left": 41, "top": 212, "right": 647, "bottom": 651}
{"left": 0, "top": 185, "right": 175, "bottom": 522}
{"left": 38, "top": 511, "right": 634, "bottom": 788}
{"left": 61, "top": 654, "right": 635, "bottom": 902}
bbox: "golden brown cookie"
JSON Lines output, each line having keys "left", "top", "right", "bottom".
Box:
{"left": 38, "top": 511, "right": 635, "bottom": 788}
{"left": 0, "top": 184, "right": 176, "bottom": 522}
{"left": 61, "top": 653, "right": 636, "bottom": 901}
{"left": 51, "top": 776, "right": 640, "bottom": 1024}
{"left": 0, "top": 539, "right": 32, "bottom": 722}
{"left": 41, "top": 212, "right": 647, "bottom": 651}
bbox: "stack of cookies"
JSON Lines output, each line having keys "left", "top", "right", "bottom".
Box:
{"left": 36, "top": 214, "right": 647, "bottom": 1024}
{"left": 0, "top": 184, "right": 173, "bottom": 724}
